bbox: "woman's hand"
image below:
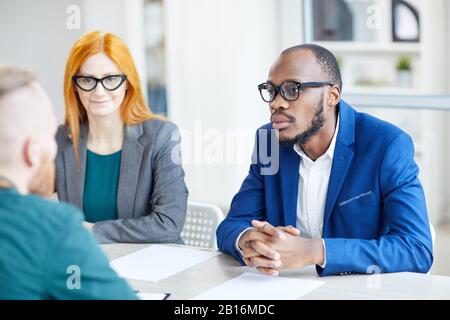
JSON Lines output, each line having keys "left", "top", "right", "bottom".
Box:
{"left": 83, "top": 221, "right": 94, "bottom": 231}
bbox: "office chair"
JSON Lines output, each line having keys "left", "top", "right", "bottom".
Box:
{"left": 181, "top": 201, "right": 224, "bottom": 249}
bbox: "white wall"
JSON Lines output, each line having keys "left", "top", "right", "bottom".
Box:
{"left": 81, "top": 0, "right": 147, "bottom": 101}
{"left": 0, "top": 0, "right": 146, "bottom": 122}
{"left": 165, "top": 0, "right": 298, "bottom": 209}
{"left": 0, "top": 0, "right": 83, "bottom": 121}
{"left": 410, "top": 0, "right": 448, "bottom": 224}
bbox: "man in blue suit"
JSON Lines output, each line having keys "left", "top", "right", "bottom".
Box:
{"left": 216, "top": 44, "right": 433, "bottom": 276}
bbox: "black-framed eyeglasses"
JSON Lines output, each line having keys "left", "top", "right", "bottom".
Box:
{"left": 72, "top": 74, "right": 127, "bottom": 92}
{"left": 257, "top": 80, "right": 333, "bottom": 103}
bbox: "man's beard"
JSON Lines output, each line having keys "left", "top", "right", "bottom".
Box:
{"left": 280, "top": 97, "right": 325, "bottom": 147}
{"left": 28, "top": 152, "right": 55, "bottom": 196}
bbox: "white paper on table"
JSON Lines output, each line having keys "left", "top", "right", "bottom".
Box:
{"left": 192, "top": 272, "right": 325, "bottom": 300}
{"left": 110, "top": 245, "right": 221, "bottom": 282}
{"left": 137, "top": 292, "right": 170, "bottom": 300}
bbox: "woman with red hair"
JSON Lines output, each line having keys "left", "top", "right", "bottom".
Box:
{"left": 55, "top": 31, "right": 188, "bottom": 244}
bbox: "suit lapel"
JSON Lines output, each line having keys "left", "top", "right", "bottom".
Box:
{"left": 117, "top": 124, "right": 144, "bottom": 218}
{"left": 323, "top": 101, "right": 356, "bottom": 231}
{"left": 279, "top": 145, "right": 300, "bottom": 227}
{"left": 64, "top": 124, "right": 88, "bottom": 210}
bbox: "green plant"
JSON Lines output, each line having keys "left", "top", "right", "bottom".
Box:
{"left": 396, "top": 56, "right": 411, "bottom": 71}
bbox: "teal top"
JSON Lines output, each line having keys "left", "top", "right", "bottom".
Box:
{"left": 0, "top": 188, "right": 137, "bottom": 299}
{"left": 83, "top": 149, "right": 122, "bottom": 223}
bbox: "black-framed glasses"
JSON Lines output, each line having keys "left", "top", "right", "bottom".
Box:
{"left": 72, "top": 74, "right": 127, "bottom": 92}
{"left": 257, "top": 80, "right": 333, "bottom": 103}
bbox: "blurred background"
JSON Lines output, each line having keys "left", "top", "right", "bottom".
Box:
{"left": 1, "top": 0, "right": 450, "bottom": 275}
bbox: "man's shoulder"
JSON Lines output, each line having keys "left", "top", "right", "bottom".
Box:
{"left": 354, "top": 110, "right": 408, "bottom": 147}
{"left": 0, "top": 193, "right": 85, "bottom": 298}
{"left": 356, "top": 111, "right": 404, "bottom": 136}
{"left": 10, "top": 194, "right": 83, "bottom": 234}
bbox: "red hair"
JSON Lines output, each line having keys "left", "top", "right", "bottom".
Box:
{"left": 63, "top": 31, "right": 161, "bottom": 160}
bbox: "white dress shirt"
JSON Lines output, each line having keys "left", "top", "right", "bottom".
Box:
{"left": 294, "top": 115, "right": 339, "bottom": 238}
{"left": 294, "top": 115, "right": 340, "bottom": 267}
{"left": 235, "top": 115, "right": 340, "bottom": 269}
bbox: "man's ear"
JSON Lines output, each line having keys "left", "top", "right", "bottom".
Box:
{"left": 327, "top": 85, "right": 341, "bottom": 109}
{"left": 23, "top": 137, "right": 40, "bottom": 168}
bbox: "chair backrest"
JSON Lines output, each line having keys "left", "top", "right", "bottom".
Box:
{"left": 181, "top": 201, "right": 224, "bottom": 249}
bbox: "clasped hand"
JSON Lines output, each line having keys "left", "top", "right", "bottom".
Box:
{"left": 238, "top": 220, "right": 324, "bottom": 276}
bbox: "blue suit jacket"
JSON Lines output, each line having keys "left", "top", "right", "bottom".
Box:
{"left": 217, "top": 100, "right": 433, "bottom": 276}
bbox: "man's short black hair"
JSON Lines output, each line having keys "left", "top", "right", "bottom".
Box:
{"left": 282, "top": 44, "right": 342, "bottom": 91}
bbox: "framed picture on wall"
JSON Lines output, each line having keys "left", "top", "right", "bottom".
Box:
{"left": 392, "top": 0, "right": 420, "bottom": 42}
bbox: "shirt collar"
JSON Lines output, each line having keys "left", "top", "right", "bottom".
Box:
{"left": 293, "top": 113, "right": 340, "bottom": 161}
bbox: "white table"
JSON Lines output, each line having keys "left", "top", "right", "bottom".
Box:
{"left": 101, "top": 243, "right": 450, "bottom": 300}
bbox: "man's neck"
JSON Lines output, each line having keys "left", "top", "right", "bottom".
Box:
{"left": 299, "top": 115, "right": 338, "bottom": 161}
{"left": 0, "top": 170, "right": 28, "bottom": 194}
{"left": 87, "top": 112, "right": 124, "bottom": 154}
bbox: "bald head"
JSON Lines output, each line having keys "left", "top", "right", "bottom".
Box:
{"left": 0, "top": 66, "right": 57, "bottom": 173}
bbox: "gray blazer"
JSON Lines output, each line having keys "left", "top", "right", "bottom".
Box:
{"left": 55, "top": 119, "right": 188, "bottom": 244}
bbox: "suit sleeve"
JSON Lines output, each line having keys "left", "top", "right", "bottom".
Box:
{"left": 318, "top": 132, "right": 433, "bottom": 276}
{"left": 45, "top": 209, "right": 138, "bottom": 299}
{"left": 92, "top": 122, "right": 188, "bottom": 244}
{"left": 216, "top": 129, "right": 267, "bottom": 264}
